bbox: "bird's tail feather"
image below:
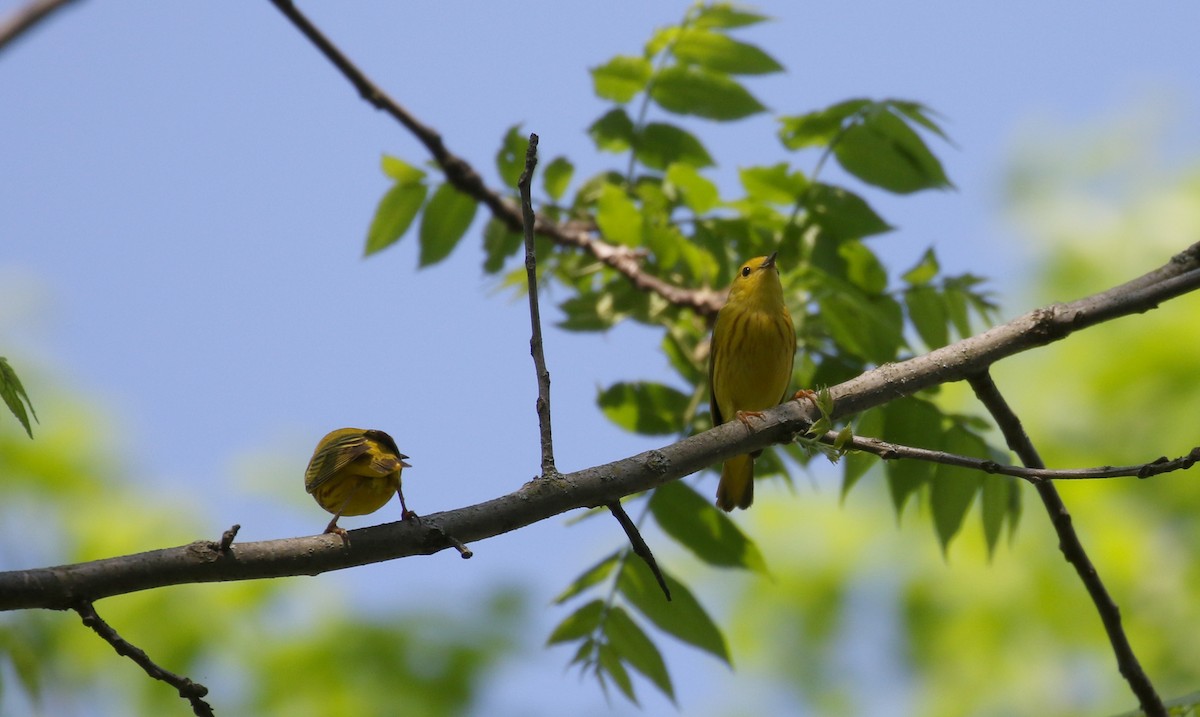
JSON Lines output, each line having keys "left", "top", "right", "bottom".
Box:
{"left": 716, "top": 454, "right": 754, "bottom": 511}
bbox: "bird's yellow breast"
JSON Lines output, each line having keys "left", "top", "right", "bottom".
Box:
{"left": 711, "top": 301, "right": 795, "bottom": 422}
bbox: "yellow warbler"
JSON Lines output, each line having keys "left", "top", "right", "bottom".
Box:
{"left": 708, "top": 253, "right": 797, "bottom": 511}
{"left": 304, "top": 427, "right": 413, "bottom": 536}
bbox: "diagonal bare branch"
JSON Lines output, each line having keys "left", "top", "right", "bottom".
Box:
{"left": 265, "top": 0, "right": 723, "bottom": 317}
{"left": 827, "top": 242, "right": 1200, "bottom": 419}
{"left": 827, "top": 432, "right": 1200, "bottom": 482}
{"left": 0, "top": 0, "right": 81, "bottom": 55}
{"left": 76, "top": 600, "right": 214, "bottom": 716}
{"left": 968, "top": 372, "right": 1167, "bottom": 717}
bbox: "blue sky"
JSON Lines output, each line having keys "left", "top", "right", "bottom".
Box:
{"left": 2, "top": 1, "right": 1198, "bottom": 715}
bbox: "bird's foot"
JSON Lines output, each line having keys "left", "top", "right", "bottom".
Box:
{"left": 734, "top": 410, "right": 765, "bottom": 429}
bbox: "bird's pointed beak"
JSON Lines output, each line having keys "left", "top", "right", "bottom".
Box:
{"left": 398, "top": 453, "right": 412, "bottom": 469}
{"left": 762, "top": 252, "right": 778, "bottom": 269}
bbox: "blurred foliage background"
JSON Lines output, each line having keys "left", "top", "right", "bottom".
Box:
{"left": 2, "top": 2, "right": 1199, "bottom": 716}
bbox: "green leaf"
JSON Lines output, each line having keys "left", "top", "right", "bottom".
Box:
{"left": 495, "top": 124, "right": 528, "bottom": 188}
{"left": 595, "top": 184, "right": 644, "bottom": 247}
{"left": 547, "top": 599, "right": 605, "bottom": 645}
{"left": 804, "top": 183, "right": 893, "bottom": 242}
{"left": 0, "top": 357, "right": 37, "bottom": 438}
{"left": 661, "top": 327, "right": 705, "bottom": 386}
{"left": 739, "top": 163, "right": 807, "bottom": 205}
{"left": 567, "top": 637, "right": 595, "bottom": 667}
{"left": 819, "top": 291, "right": 903, "bottom": 364}
{"left": 365, "top": 181, "right": 428, "bottom": 256}
{"left": 618, "top": 560, "right": 730, "bottom": 664}
{"left": 482, "top": 218, "right": 524, "bottom": 274}
{"left": 881, "top": 398, "right": 944, "bottom": 513}
{"left": 649, "top": 482, "right": 768, "bottom": 572}
{"left": 596, "top": 642, "right": 637, "bottom": 704}
{"left": 649, "top": 66, "right": 765, "bottom": 121}
{"left": 604, "top": 607, "right": 675, "bottom": 701}
{"left": 588, "top": 108, "right": 637, "bottom": 153}
{"left": 778, "top": 99, "right": 871, "bottom": 150}
{"left": 591, "top": 55, "right": 653, "bottom": 103}
{"left": 834, "top": 108, "right": 952, "bottom": 193}
{"left": 889, "top": 99, "right": 953, "bottom": 143}
{"left": 902, "top": 247, "right": 941, "bottom": 285}
{"left": 944, "top": 279, "right": 972, "bottom": 338}
{"left": 636, "top": 123, "right": 715, "bottom": 170}
{"left": 931, "top": 425, "right": 987, "bottom": 551}
{"left": 380, "top": 154, "right": 427, "bottom": 184}
{"left": 556, "top": 552, "right": 621, "bottom": 604}
{"left": 839, "top": 240, "right": 888, "bottom": 294}
{"left": 691, "top": 4, "right": 770, "bottom": 29}
{"left": 558, "top": 292, "right": 615, "bottom": 332}
{"left": 906, "top": 285, "right": 950, "bottom": 350}
{"left": 980, "top": 472, "right": 1013, "bottom": 557}
{"left": 843, "top": 408, "right": 883, "bottom": 498}
{"left": 672, "top": 29, "right": 783, "bottom": 75}
{"left": 598, "top": 382, "right": 689, "bottom": 435}
{"left": 542, "top": 156, "right": 574, "bottom": 202}
{"left": 944, "top": 274, "right": 996, "bottom": 338}
{"left": 418, "top": 183, "right": 478, "bottom": 267}
{"left": 665, "top": 163, "right": 719, "bottom": 214}
{"left": 644, "top": 222, "right": 683, "bottom": 269}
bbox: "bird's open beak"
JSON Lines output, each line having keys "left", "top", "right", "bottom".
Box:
{"left": 762, "top": 252, "right": 778, "bottom": 269}
{"left": 399, "top": 453, "right": 412, "bottom": 469}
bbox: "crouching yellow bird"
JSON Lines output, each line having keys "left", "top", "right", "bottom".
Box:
{"left": 708, "top": 253, "right": 796, "bottom": 511}
{"left": 305, "top": 428, "right": 414, "bottom": 536}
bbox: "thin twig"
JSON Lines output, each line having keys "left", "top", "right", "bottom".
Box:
{"left": 75, "top": 600, "right": 214, "bottom": 717}
{"left": 967, "top": 371, "right": 1166, "bottom": 717}
{"left": 428, "top": 520, "right": 474, "bottom": 559}
{"left": 824, "top": 432, "right": 1200, "bottom": 483}
{"left": 264, "top": 0, "right": 722, "bottom": 317}
{"left": 0, "top": 0, "right": 80, "bottom": 54}
{"left": 217, "top": 524, "right": 240, "bottom": 553}
{"left": 517, "top": 133, "right": 670, "bottom": 600}
{"left": 517, "top": 133, "right": 556, "bottom": 477}
{"left": 606, "top": 499, "right": 671, "bottom": 600}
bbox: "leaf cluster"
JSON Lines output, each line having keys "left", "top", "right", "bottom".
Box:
{"left": 360, "top": 1, "right": 1011, "bottom": 704}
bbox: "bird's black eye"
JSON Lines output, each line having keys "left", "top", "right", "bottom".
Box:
{"left": 741, "top": 266, "right": 752, "bottom": 278}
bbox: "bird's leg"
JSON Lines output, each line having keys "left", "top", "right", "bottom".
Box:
{"left": 322, "top": 516, "right": 349, "bottom": 542}
{"left": 397, "top": 486, "right": 418, "bottom": 523}
{"left": 324, "top": 484, "right": 364, "bottom": 543}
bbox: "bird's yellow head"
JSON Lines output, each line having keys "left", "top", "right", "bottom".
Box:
{"left": 726, "top": 252, "right": 784, "bottom": 306}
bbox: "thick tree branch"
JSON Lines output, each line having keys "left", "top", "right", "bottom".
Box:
{"left": 0, "top": 0, "right": 80, "bottom": 54}
{"left": 967, "top": 372, "right": 1167, "bottom": 717}
{"left": 75, "top": 601, "right": 214, "bottom": 717}
{"left": 826, "top": 432, "right": 1200, "bottom": 482}
{"left": 827, "top": 242, "right": 1200, "bottom": 420}
{"left": 264, "top": 0, "right": 724, "bottom": 317}
{"left": 1, "top": 242, "right": 1196, "bottom": 612}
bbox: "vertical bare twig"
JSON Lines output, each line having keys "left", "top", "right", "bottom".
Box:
{"left": 518, "top": 133, "right": 557, "bottom": 477}
{"left": 75, "top": 601, "right": 214, "bottom": 717}
{"left": 216, "top": 523, "right": 240, "bottom": 553}
{"left": 967, "top": 371, "right": 1166, "bottom": 717}
{"left": 516, "top": 134, "right": 670, "bottom": 600}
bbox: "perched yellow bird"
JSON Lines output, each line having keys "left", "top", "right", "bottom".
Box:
{"left": 708, "top": 253, "right": 797, "bottom": 511}
{"left": 304, "top": 428, "right": 414, "bottom": 536}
